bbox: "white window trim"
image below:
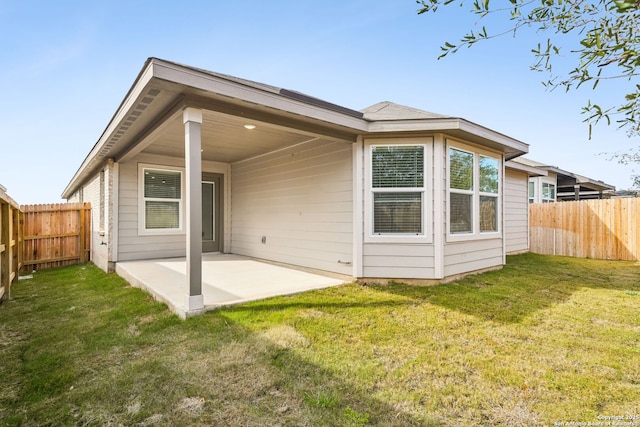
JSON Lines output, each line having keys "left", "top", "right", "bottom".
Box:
{"left": 138, "top": 163, "right": 185, "bottom": 236}
{"left": 528, "top": 176, "right": 557, "bottom": 203}
{"left": 541, "top": 181, "right": 556, "bottom": 203}
{"left": 364, "top": 138, "right": 433, "bottom": 244}
{"left": 446, "top": 139, "right": 502, "bottom": 242}
{"left": 528, "top": 181, "right": 535, "bottom": 204}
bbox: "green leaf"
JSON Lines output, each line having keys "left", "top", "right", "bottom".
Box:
{"left": 614, "top": 1, "right": 636, "bottom": 12}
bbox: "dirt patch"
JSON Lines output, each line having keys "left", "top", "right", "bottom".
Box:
{"left": 127, "top": 323, "right": 141, "bottom": 336}
{"left": 127, "top": 400, "right": 141, "bottom": 415}
{"left": 140, "top": 413, "right": 164, "bottom": 425}
{"left": 258, "top": 325, "right": 309, "bottom": 349}
{"left": 0, "top": 325, "right": 26, "bottom": 347}
{"left": 176, "top": 397, "right": 205, "bottom": 416}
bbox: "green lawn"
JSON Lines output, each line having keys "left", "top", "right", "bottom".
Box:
{"left": 0, "top": 253, "right": 639, "bottom": 426}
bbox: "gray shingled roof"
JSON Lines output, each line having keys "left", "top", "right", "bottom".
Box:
{"left": 360, "top": 101, "right": 450, "bottom": 121}
{"left": 156, "top": 58, "right": 364, "bottom": 118}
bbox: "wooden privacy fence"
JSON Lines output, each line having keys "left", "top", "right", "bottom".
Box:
{"left": 1, "top": 188, "right": 22, "bottom": 300}
{"left": 21, "top": 203, "right": 91, "bottom": 271}
{"left": 529, "top": 198, "right": 640, "bottom": 261}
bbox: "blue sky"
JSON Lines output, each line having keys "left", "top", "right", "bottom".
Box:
{"left": 1, "top": 0, "right": 637, "bottom": 204}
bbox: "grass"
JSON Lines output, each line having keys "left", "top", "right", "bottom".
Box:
{"left": 0, "top": 253, "right": 639, "bottom": 426}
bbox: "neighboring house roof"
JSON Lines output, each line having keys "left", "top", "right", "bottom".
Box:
{"left": 505, "top": 158, "right": 548, "bottom": 177}
{"left": 62, "top": 57, "right": 529, "bottom": 199}
{"left": 513, "top": 156, "right": 616, "bottom": 199}
{"left": 541, "top": 165, "right": 615, "bottom": 199}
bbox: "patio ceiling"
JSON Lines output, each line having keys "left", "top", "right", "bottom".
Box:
{"left": 140, "top": 109, "right": 333, "bottom": 164}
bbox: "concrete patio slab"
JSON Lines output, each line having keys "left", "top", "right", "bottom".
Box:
{"left": 115, "top": 253, "right": 351, "bottom": 318}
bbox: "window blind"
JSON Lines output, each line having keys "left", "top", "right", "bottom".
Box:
{"left": 372, "top": 146, "right": 424, "bottom": 188}
{"left": 449, "top": 148, "right": 473, "bottom": 191}
{"left": 373, "top": 192, "right": 422, "bottom": 234}
{"left": 144, "top": 169, "right": 181, "bottom": 199}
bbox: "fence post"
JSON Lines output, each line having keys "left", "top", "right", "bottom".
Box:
{"left": 0, "top": 188, "right": 22, "bottom": 301}
{"left": 0, "top": 201, "right": 8, "bottom": 299}
{"left": 79, "top": 206, "right": 86, "bottom": 264}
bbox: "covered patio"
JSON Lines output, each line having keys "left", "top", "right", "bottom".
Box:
{"left": 116, "top": 253, "right": 350, "bottom": 318}
{"left": 63, "top": 58, "right": 530, "bottom": 319}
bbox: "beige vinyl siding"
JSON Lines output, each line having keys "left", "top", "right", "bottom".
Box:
{"left": 443, "top": 238, "right": 503, "bottom": 277}
{"left": 360, "top": 136, "right": 436, "bottom": 279}
{"left": 81, "top": 171, "right": 110, "bottom": 271}
{"left": 363, "top": 244, "right": 435, "bottom": 278}
{"left": 67, "top": 191, "right": 81, "bottom": 203}
{"left": 117, "top": 153, "right": 187, "bottom": 261}
{"left": 231, "top": 139, "right": 353, "bottom": 275}
{"left": 505, "top": 168, "right": 529, "bottom": 254}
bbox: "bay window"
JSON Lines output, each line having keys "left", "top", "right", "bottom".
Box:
{"left": 448, "top": 144, "right": 501, "bottom": 238}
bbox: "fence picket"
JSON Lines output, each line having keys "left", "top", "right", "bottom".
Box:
{"left": 529, "top": 198, "right": 640, "bottom": 261}
{"left": 21, "top": 203, "right": 91, "bottom": 270}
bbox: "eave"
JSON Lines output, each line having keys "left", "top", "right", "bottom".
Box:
{"left": 366, "top": 117, "right": 529, "bottom": 160}
{"left": 505, "top": 160, "right": 548, "bottom": 177}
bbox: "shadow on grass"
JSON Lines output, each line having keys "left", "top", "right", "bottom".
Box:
{"left": 368, "top": 252, "right": 640, "bottom": 324}
{"left": 226, "top": 253, "right": 640, "bottom": 325}
{"left": 0, "top": 263, "right": 440, "bottom": 426}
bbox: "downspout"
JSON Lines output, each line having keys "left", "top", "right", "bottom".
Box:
{"left": 352, "top": 136, "right": 364, "bottom": 279}
{"left": 109, "top": 159, "right": 119, "bottom": 271}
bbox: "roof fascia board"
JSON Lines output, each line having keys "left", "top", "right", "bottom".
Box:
{"left": 150, "top": 59, "right": 369, "bottom": 133}
{"left": 367, "top": 118, "right": 529, "bottom": 155}
{"left": 541, "top": 165, "right": 573, "bottom": 177}
{"left": 505, "top": 160, "right": 548, "bottom": 176}
{"left": 62, "top": 61, "right": 156, "bottom": 199}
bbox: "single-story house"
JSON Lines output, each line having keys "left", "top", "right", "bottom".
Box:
{"left": 63, "top": 58, "right": 532, "bottom": 315}
{"left": 510, "top": 157, "right": 616, "bottom": 202}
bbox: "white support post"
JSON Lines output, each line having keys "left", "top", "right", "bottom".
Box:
{"left": 184, "top": 107, "right": 204, "bottom": 313}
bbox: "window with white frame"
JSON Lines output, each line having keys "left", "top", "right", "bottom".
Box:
{"left": 528, "top": 181, "right": 535, "bottom": 204}
{"left": 479, "top": 155, "right": 499, "bottom": 232}
{"left": 140, "top": 167, "right": 183, "bottom": 232}
{"left": 367, "top": 144, "right": 427, "bottom": 239}
{"left": 448, "top": 145, "right": 501, "bottom": 238}
{"left": 542, "top": 182, "right": 556, "bottom": 203}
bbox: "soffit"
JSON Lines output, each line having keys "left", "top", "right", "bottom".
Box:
{"left": 142, "top": 109, "right": 330, "bottom": 163}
